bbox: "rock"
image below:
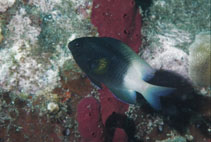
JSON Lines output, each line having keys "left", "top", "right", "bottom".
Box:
{"left": 0, "top": 0, "right": 15, "bottom": 12}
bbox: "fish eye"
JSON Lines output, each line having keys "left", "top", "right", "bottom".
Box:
{"left": 72, "top": 41, "right": 80, "bottom": 48}
{"left": 75, "top": 42, "right": 79, "bottom": 47}
{"left": 68, "top": 41, "right": 80, "bottom": 50}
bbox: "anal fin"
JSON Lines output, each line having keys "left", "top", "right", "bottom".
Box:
{"left": 142, "top": 84, "right": 176, "bottom": 110}
{"left": 109, "top": 87, "right": 137, "bottom": 104}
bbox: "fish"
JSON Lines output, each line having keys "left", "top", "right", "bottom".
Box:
{"left": 68, "top": 37, "right": 175, "bottom": 110}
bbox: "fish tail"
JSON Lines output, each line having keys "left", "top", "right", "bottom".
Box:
{"left": 142, "top": 83, "right": 176, "bottom": 110}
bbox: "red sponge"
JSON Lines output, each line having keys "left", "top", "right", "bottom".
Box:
{"left": 91, "top": 0, "right": 142, "bottom": 53}
{"left": 76, "top": 97, "right": 104, "bottom": 142}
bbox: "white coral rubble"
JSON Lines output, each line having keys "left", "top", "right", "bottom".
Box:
{"left": 0, "top": 0, "right": 15, "bottom": 12}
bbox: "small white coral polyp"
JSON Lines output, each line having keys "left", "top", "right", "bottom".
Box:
{"left": 189, "top": 32, "right": 211, "bottom": 87}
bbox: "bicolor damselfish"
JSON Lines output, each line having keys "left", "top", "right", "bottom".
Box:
{"left": 68, "top": 37, "right": 175, "bottom": 110}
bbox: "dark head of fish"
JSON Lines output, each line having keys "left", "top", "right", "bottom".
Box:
{"left": 68, "top": 37, "right": 102, "bottom": 56}
{"left": 68, "top": 38, "right": 90, "bottom": 73}
{"left": 68, "top": 37, "right": 109, "bottom": 74}
{"left": 68, "top": 37, "right": 128, "bottom": 86}
{"left": 68, "top": 37, "right": 85, "bottom": 57}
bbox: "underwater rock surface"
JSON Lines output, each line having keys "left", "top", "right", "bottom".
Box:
{"left": 0, "top": 0, "right": 210, "bottom": 142}
{"left": 0, "top": 0, "right": 15, "bottom": 12}
{"left": 140, "top": 0, "right": 211, "bottom": 94}
{"left": 0, "top": 0, "right": 95, "bottom": 96}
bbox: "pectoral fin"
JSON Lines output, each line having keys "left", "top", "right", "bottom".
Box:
{"left": 109, "top": 87, "right": 137, "bottom": 104}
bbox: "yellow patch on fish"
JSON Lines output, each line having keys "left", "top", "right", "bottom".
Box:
{"left": 94, "top": 58, "right": 108, "bottom": 74}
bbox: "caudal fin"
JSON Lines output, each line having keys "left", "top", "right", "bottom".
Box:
{"left": 142, "top": 84, "right": 176, "bottom": 110}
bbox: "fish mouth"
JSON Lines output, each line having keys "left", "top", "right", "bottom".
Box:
{"left": 68, "top": 42, "right": 74, "bottom": 50}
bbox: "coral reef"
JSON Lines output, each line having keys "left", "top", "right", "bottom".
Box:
{"left": 141, "top": 0, "right": 210, "bottom": 53}
{"left": 7, "top": 8, "right": 41, "bottom": 44}
{"left": 139, "top": 0, "right": 211, "bottom": 103}
{"left": 0, "top": 0, "right": 210, "bottom": 141}
{"left": 141, "top": 44, "right": 189, "bottom": 78}
{"left": 188, "top": 32, "right": 211, "bottom": 88}
{"left": 0, "top": 0, "right": 95, "bottom": 96}
{"left": 140, "top": 0, "right": 210, "bottom": 79}
{"left": 0, "top": 40, "right": 61, "bottom": 94}
{"left": 0, "top": 0, "right": 15, "bottom": 12}
{"left": 0, "top": 0, "right": 96, "bottom": 141}
{"left": 0, "top": 92, "right": 63, "bottom": 142}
